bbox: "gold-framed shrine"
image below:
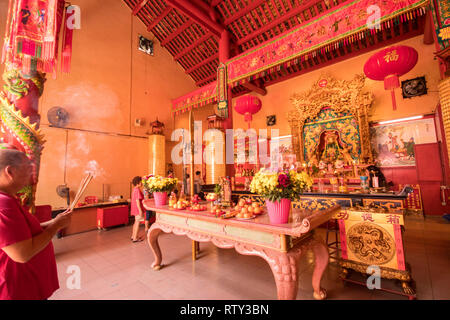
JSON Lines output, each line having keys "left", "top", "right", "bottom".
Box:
{"left": 287, "top": 74, "right": 374, "bottom": 168}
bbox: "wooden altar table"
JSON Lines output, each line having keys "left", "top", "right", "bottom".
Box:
{"left": 143, "top": 200, "right": 340, "bottom": 300}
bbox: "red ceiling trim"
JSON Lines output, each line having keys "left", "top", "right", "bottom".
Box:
{"left": 228, "top": 1, "right": 427, "bottom": 86}
{"left": 237, "top": 0, "right": 334, "bottom": 46}
{"left": 261, "top": 22, "right": 424, "bottom": 90}
{"left": 172, "top": 81, "right": 218, "bottom": 116}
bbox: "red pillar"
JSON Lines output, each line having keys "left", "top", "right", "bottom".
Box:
{"left": 219, "top": 30, "right": 234, "bottom": 178}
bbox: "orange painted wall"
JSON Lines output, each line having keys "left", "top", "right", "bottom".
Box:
{"left": 231, "top": 36, "right": 441, "bottom": 136}
{"left": 0, "top": 0, "right": 196, "bottom": 208}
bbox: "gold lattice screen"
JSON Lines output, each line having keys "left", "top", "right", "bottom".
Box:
{"left": 439, "top": 77, "right": 450, "bottom": 166}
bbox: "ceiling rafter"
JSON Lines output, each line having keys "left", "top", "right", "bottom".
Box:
{"left": 166, "top": 0, "right": 225, "bottom": 38}
{"left": 174, "top": 33, "right": 213, "bottom": 60}
{"left": 223, "top": 0, "right": 265, "bottom": 25}
{"left": 132, "top": 0, "right": 149, "bottom": 15}
{"left": 185, "top": 54, "right": 219, "bottom": 74}
{"left": 242, "top": 80, "right": 267, "bottom": 96}
{"left": 211, "top": 0, "right": 223, "bottom": 7}
{"left": 161, "top": 20, "right": 194, "bottom": 46}
{"left": 196, "top": 74, "right": 216, "bottom": 87}
{"left": 147, "top": 5, "right": 172, "bottom": 31}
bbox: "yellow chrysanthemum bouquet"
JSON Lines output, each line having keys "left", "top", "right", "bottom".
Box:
{"left": 250, "top": 169, "right": 313, "bottom": 202}
{"left": 143, "top": 175, "right": 178, "bottom": 193}
{"left": 250, "top": 169, "right": 313, "bottom": 224}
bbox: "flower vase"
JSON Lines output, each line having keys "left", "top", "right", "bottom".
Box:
{"left": 154, "top": 191, "right": 168, "bottom": 207}
{"left": 265, "top": 198, "right": 291, "bottom": 224}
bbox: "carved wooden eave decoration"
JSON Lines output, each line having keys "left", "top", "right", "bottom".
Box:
{"left": 287, "top": 74, "right": 374, "bottom": 163}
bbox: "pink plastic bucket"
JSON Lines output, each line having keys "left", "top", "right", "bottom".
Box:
{"left": 154, "top": 192, "right": 168, "bottom": 207}
{"left": 265, "top": 198, "right": 291, "bottom": 224}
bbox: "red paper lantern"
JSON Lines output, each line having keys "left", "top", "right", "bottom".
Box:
{"left": 234, "top": 95, "right": 262, "bottom": 128}
{"left": 363, "top": 45, "right": 418, "bottom": 110}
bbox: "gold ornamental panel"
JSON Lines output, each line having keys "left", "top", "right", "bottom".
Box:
{"left": 347, "top": 222, "right": 396, "bottom": 266}
{"left": 438, "top": 77, "right": 450, "bottom": 166}
{"left": 287, "top": 74, "right": 374, "bottom": 163}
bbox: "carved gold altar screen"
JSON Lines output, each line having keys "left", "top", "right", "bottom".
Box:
{"left": 333, "top": 209, "right": 414, "bottom": 296}
{"left": 288, "top": 75, "right": 374, "bottom": 164}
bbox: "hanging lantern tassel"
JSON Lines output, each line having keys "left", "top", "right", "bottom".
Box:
{"left": 384, "top": 75, "right": 400, "bottom": 110}
{"left": 244, "top": 112, "right": 252, "bottom": 129}
{"left": 244, "top": 111, "right": 252, "bottom": 123}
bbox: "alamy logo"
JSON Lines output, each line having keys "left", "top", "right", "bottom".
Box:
{"left": 66, "top": 265, "right": 81, "bottom": 290}
{"left": 366, "top": 265, "right": 381, "bottom": 290}
{"left": 170, "top": 123, "right": 282, "bottom": 170}
{"left": 66, "top": 5, "right": 81, "bottom": 30}
{"left": 366, "top": 5, "right": 381, "bottom": 30}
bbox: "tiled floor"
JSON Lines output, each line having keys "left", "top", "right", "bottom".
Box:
{"left": 50, "top": 215, "right": 450, "bottom": 300}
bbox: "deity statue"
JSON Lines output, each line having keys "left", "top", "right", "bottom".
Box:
{"left": 341, "top": 146, "right": 354, "bottom": 166}
{"left": 307, "top": 149, "right": 319, "bottom": 167}
{"left": 320, "top": 131, "right": 342, "bottom": 163}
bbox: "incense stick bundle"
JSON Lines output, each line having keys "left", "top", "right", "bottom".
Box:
{"left": 68, "top": 173, "right": 94, "bottom": 211}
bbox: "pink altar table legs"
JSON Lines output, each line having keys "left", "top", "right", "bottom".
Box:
{"left": 144, "top": 200, "right": 340, "bottom": 300}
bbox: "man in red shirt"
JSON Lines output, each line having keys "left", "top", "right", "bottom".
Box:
{"left": 0, "top": 149, "right": 72, "bottom": 300}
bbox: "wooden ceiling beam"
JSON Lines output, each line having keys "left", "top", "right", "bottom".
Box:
{"left": 242, "top": 80, "right": 267, "bottom": 96}
{"left": 190, "top": 0, "right": 212, "bottom": 14}
{"left": 196, "top": 74, "right": 216, "bottom": 87}
{"left": 166, "top": 0, "right": 224, "bottom": 38}
{"left": 174, "top": 33, "right": 213, "bottom": 60}
{"left": 132, "top": 0, "right": 149, "bottom": 15}
{"left": 224, "top": 0, "right": 265, "bottom": 25}
{"left": 147, "top": 5, "right": 172, "bottom": 31}
{"left": 211, "top": 0, "right": 223, "bottom": 7}
{"left": 161, "top": 20, "right": 194, "bottom": 46}
{"left": 185, "top": 54, "right": 219, "bottom": 74}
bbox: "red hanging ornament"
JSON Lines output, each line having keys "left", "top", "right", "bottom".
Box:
{"left": 234, "top": 95, "right": 262, "bottom": 129}
{"left": 364, "top": 45, "right": 418, "bottom": 110}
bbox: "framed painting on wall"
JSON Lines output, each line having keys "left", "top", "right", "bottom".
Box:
{"left": 370, "top": 115, "right": 437, "bottom": 167}
{"left": 269, "top": 135, "right": 296, "bottom": 171}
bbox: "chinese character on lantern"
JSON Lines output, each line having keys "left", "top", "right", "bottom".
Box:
{"left": 383, "top": 50, "right": 399, "bottom": 63}
{"left": 364, "top": 46, "right": 418, "bottom": 110}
